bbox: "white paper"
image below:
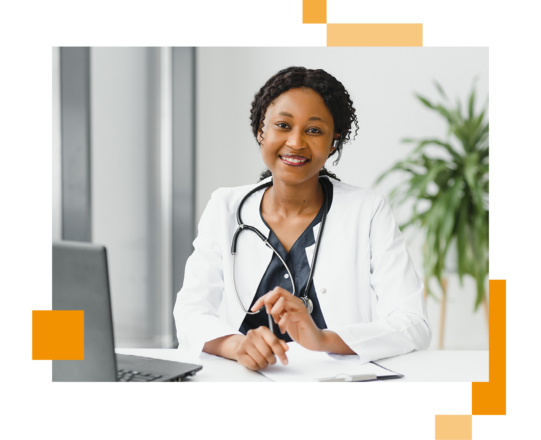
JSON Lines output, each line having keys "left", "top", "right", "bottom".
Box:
{"left": 324, "top": 352, "right": 395, "bottom": 367}
{"left": 258, "top": 342, "right": 399, "bottom": 382}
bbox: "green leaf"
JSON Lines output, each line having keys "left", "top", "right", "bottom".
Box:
{"left": 473, "top": 109, "right": 486, "bottom": 132}
{"left": 434, "top": 81, "right": 449, "bottom": 101}
{"left": 441, "top": 178, "right": 463, "bottom": 247}
{"left": 406, "top": 138, "right": 463, "bottom": 165}
{"left": 463, "top": 152, "right": 479, "bottom": 191}
{"left": 468, "top": 89, "right": 476, "bottom": 120}
{"left": 373, "top": 161, "right": 408, "bottom": 185}
{"left": 456, "top": 202, "right": 468, "bottom": 284}
{"left": 415, "top": 94, "right": 436, "bottom": 110}
{"left": 435, "top": 104, "right": 454, "bottom": 125}
{"left": 373, "top": 163, "right": 426, "bottom": 195}
{"left": 474, "top": 289, "right": 485, "bottom": 311}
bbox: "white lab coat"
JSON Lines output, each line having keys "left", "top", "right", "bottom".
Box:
{"left": 174, "top": 176, "right": 431, "bottom": 363}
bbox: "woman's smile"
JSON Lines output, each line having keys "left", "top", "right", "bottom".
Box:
{"left": 279, "top": 153, "right": 309, "bottom": 167}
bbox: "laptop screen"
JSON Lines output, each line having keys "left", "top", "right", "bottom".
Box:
{"left": 52, "top": 241, "right": 117, "bottom": 381}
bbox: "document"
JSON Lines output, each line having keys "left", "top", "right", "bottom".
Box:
{"left": 259, "top": 342, "right": 401, "bottom": 382}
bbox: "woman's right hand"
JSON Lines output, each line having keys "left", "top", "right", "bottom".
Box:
{"left": 234, "top": 327, "right": 289, "bottom": 370}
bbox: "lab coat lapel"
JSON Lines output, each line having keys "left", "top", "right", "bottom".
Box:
{"left": 232, "top": 183, "right": 273, "bottom": 308}
{"left": 305, "top": 177, "right": 339, "bottom": 271}
{"left": 305, "top": 179, "right": 343, "bottom": 320}
{"left": 304, "top": 223, "right": 319, "bottom": 269}
{"left": 312, "top": 180, "right": 374, "bottom": 327}
{"left": 308, "top": 215, "right": 333, "bottom": 305}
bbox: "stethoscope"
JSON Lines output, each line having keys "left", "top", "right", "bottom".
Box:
{"left": 231, "top": 177, "right": 329, "bottom": 320}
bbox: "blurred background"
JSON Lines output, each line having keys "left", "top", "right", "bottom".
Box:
{"left": 52, "top": 47, "right": 488, "bottom": 350}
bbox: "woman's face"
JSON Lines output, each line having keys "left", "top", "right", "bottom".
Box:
{"left": 259, "top": 87, "right": 338, "bottom": 186}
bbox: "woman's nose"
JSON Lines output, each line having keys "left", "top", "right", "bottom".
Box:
{"left": 285, "top": 129, "right": 306, "bottom": 150}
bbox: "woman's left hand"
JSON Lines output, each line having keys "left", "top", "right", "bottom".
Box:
{"left": 251, "top": 287, "right": 324, "bottom": 351}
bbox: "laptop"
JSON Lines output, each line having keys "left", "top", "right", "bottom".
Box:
{"left": 52, "top": 241, "right": 202, "bottom": 382}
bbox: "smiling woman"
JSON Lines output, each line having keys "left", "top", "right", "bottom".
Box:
{"left": 260, "top": 88, "right": 337, "bottom": 180}
{"left": 252, "top": 66, "right": 358, "bottom": 182}
{"left": 173, "top": 66, "right": 432, "bottom": 371}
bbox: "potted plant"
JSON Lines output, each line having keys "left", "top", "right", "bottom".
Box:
{"left": 375, "top": 82, "right": 489, "bottom": 316}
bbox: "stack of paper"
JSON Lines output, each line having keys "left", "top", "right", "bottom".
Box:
{"left": 259, "top": 342, "right": 399, "bottom": 382}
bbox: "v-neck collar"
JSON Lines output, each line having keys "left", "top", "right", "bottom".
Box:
{"left": 259, "top": 178, "right": 330, "bottom": 257}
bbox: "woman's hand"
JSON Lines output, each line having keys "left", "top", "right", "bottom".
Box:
{"left": 234, "top": 326, "right": 289, "bottom": 370}
{"left": 251, "top": 287, "right": 325, "bottom": 351}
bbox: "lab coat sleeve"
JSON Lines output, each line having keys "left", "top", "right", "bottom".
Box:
{"left": 173, "top": 190, "right": 242, "bottom": 353}
{"left": 329, "top": 194, "right": 432, "bottom": 363}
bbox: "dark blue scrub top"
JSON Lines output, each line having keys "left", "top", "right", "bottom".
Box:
{"left": 239, "top": 178, "right": 333, "bottom": 342}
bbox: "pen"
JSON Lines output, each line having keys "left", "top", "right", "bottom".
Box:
{"left": 268, "top": 313, "right": 275, "bottom": 334}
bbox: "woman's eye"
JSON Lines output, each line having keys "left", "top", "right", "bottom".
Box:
{"left": 277, "top": 123, "right": 289, "bottom": 129}
{"left": 307, "top": 128, "right": 321, "bottom": 134}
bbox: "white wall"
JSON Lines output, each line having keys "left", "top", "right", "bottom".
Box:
{"left": 196, "top": 47, "right": 489, "bottom": 350}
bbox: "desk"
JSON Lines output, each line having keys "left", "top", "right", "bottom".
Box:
{"left": 116, "top": 348, "right": 488, "bottom": 416}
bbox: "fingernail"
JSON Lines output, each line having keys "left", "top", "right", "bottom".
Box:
{"left": 283, "top": 358, "right": 288, "bottom": 365}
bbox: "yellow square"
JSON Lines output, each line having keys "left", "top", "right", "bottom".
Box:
{"left": 435, "top": 415, "right": 472, "bottom": 440}
{"left": 303, "top": 0, "right": 326, "bottom": 24}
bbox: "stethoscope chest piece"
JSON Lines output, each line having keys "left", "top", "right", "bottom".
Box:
{"left": 301, "top": 297, "right": 314, "bottom": 315}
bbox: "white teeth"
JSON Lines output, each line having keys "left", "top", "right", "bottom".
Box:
{"left": 282, "top": 156, "right": 307, "bottom": 163}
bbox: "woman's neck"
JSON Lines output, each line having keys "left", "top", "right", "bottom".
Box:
{"left": 264, "top": 175, "right": 323, "bottom": 219}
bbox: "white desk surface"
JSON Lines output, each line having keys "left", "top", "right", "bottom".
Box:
{"left": 116, "top": 348, "right": 488, "bottom": 416}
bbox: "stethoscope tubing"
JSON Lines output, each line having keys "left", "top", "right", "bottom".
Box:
{"left": 232, "top": 245, "right": 296, "bottom": 315}
{"left": 231, "top": 177, "right": 329, "bottom": 316}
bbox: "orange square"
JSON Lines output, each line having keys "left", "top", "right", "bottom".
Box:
{"left": 32, "top": 310, "right": 84, "bottom": 360}
{"left": 303, "top": 0, "right": 326, "bottom": 24}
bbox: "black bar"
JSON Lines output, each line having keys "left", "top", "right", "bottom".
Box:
{"left": 60, "top": 47, "right": 92, "bottom": 242}
{"left": 172, "top": 47, "right": 196, "bottom": 345}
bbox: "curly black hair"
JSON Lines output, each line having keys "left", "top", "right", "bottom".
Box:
{"left": 250, "top": 66, "right": 359, "bottom": 182}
